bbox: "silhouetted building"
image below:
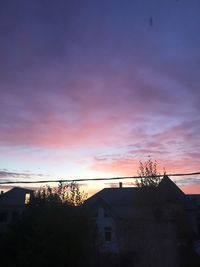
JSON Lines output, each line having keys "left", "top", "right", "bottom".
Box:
{"left": 187, "top": 194, "right": 200, "bottom": 231}
{"left": 85, "top": 176, "right": 199, "bottom": 267}
{"left": 0, "top": 187, "right": 33, "bottom": 232}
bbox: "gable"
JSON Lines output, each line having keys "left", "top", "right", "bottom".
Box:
{"left": 158, "top": 176, "right": 194, "bottom": 209}
{"left": 0, "top": 187, "right": 33, "bottom": 206}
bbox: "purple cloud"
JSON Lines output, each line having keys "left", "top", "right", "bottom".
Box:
{"left": 0, "top": 1, "right": 200, "bottom": 193}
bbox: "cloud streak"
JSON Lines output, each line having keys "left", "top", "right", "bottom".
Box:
{"left": 0, "top": 169, "right": 46, "bottom": 181}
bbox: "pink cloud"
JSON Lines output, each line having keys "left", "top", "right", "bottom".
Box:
{"left": 181, "top": 185, "right": 200, "bottom": 194}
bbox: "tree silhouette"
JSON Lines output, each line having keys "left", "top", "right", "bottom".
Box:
{"left": 33, "top": 181, "right": 87, "bottom": 206}
{"left": 56, "top": 181, "right": 88, "bottom": 206}
{"left": 0, "top": 183, "right": 94, "bottom": 267}
{"left": 135, "top": 158, "right": 161, "bottom": 188}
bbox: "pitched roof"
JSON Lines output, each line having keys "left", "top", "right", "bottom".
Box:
{"left": 158, "top": 176, "right": 194, "bottom": 209}
{"left": 85, "top": 187, "right": 154, "bottom": 218}
{"left": 87, "top": 187, "right": 140, "bottom": 206}
{"left": 0, "top": 187, "right": 33, "bottom": 206}
{"left": 85, "top": 176, "right": 195, "bottom": 218}
{"left": 187, "top": 194, "right": 200, "bottom": 206}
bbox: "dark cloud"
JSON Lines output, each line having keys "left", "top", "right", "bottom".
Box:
{"left": 0, "top": 170, "right": 45, "bottom": 180}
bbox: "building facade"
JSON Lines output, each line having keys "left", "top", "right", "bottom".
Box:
{"left": 85, "top": 176, "right": 199, "bottom": 267}
{"left": 0, "top": 187, "right": 33, "bottom": 233}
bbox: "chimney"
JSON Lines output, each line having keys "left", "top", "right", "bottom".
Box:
{"left": 119, "top": 182, "right": 123, "bottom": 188}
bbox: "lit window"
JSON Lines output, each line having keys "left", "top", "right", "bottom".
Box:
{"left": 25, "top": 193, "right": 30, "bottom": 204}
{"left": 104, "top": 227, "right": 112, "bottom": 242}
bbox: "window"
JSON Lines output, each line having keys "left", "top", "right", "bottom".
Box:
{"left": 104, "top": 227, "right": 112, "bottom": 242}
{"left": 25, "top": 193, "right": 30, "bottom": 204}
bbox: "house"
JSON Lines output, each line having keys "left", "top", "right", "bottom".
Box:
{"left": 85, "top": 176, "right": 199, "bottom": 267}
{"left": 187, "top": 194, "right": 200, "bottom": 231}
{"left": 0, "top": 187, "right": 33, "bottom": 233}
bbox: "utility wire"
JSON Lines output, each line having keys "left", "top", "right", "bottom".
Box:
{"left": 0, "top": 172, "right": 200, "bottom": 185}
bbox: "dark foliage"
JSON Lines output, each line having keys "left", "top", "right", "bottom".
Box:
{"left": 0, "top": 193, "right": 96, "bottom": 267}
{"left": 33, "top": 181, "right": 88, "bottom": 206}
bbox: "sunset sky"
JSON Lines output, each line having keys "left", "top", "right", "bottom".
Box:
{"left": 0, "top": 0, "right": 200, "bottom": 195}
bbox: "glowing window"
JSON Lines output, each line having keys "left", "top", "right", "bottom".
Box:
{"left": 25, "top": 193, "right": 30, "bottom": 204}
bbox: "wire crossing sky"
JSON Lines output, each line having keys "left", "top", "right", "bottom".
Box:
{"left": 0, "top": 0, "right": 200, "bottom": 194}
{"left": 0, "top": 172, "right": 200, "bottom": 186}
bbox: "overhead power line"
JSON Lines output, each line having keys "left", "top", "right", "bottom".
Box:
{"left": 0, "top": 172, "right": 200, "bottom": 185}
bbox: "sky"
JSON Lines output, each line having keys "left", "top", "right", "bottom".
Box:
{"left": 0, "top": 0, "right": 200, "bottom": 195}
